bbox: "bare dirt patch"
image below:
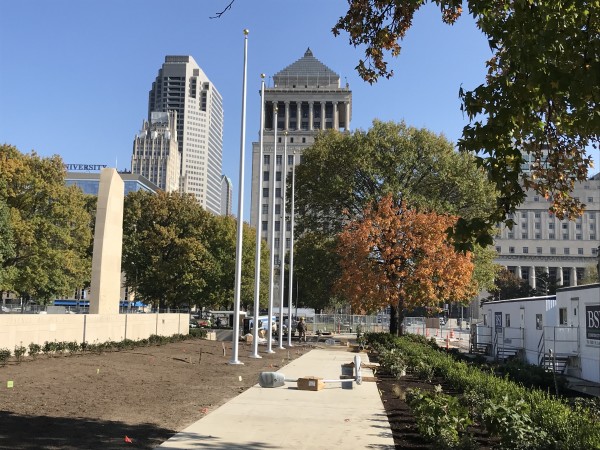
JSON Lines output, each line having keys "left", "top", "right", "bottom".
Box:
{"left": 0, "top": 338, "right": 307, "bottom": 449}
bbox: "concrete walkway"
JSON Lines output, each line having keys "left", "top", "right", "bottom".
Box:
{"left": 156, "top": 346, "right": 395, "bottom": 450}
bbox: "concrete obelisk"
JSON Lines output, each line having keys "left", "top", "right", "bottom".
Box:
{"left": 89, "top": 168, "right": 124, "bottom": 315}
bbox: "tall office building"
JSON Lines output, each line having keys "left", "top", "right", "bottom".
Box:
{"left": 137, "top": 56, "right": 224, "bottom": 214}
{"left": 131, "top": 111, "right": 180, "bottom": 192}
{"left": 249, "top": 48, "right": 352, "bottom": 280}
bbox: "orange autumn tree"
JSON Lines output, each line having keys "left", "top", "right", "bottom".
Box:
{"left": 335, "top": 194, "right": 476, "bottom": 335}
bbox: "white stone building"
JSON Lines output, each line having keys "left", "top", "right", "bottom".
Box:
{"left": 249, "top": 48, "right": 352, "bottom": 270}
{"left": 494, "top": 172, "right": 600, "bottom": 289}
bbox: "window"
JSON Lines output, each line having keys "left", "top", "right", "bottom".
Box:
{"left": 523, "top": 247, "right": 529, "bottom": 254}
{"left": 262, "top": 187, "right": 269, "bottom": 198}
{"left": 522, "top": 223, "right": 527, "bottom": 229}
{"left": 275, "top": 204, "right": 281, "bottom": 215}
{"left": 550, "top": 247, "right": 556, "bottom": 255}
{"left": 562, "top": 223, "right": 568, "bottom": 229}
{"left": 535, "top": 223, "right": 541, "bottom": 229}
{"left": 506, "top": 314, "right": 511, "bottom": 328}
{"left": 536, "top": 247, "right": 542, "bottom": 254}
{"left": 522, "top": 233, "right": 528, "bottom": 239}
{"left": 276, "top": 188, "right": 282, "bottom": 198}
{"left": 549, "top": 223, "right": 555, "bottom": 229}
{"left": 563, "top": 233, "right": 569, "bottom": 240}
{"left": 278, "top": 137, "right": 281, "bottom": 143}
{"left": 302, "top": 137, "right": 306, "bottom": 143}
{"left": 276, "top": 171, "right": 281, "bottom": 181}
{"left": 290, "top": 137, "right": 294, "bottom": 143}
{"left": 535, "top": 212, "right": 541, "bottom": 218}
{"left": 275, "top": 221, "right": 280, "bottom": 231}
{"left": 578, "top": 248, "right": 584, "bottom": 255}
{"left": 536, "top": 314, "right": 543, "bottom": 330}
{"left": 591, "top": 234, "right": 596, "bottom": 240}
{"left": 263, "top": 155, "right": 270, "bottom": 165}
{"left": 535, "top": 233, "right": 541, "bottom": 239}
{"left": 508, "top": 232, "right": 515, "bottom": 239}
{"left": 495, "top": 246, "right": 501, "bottom": 253}
{"left": 534, "top": 196, "right": 540, "bottom": 202}
{"left": 576, "top": 234, "right": 582, "bottom": 240}
{"left": 576, "top": 224, "right": 582, "bottom": 229}
{"left": 522, "top": 212, "right": 527, "bottom": 218}
{"left": 288, "top": 155, "right": 294, "bottom": 165}
{"left": 286, "top": 238, "right": 291, "bottom": 249}
{"left": 593, "top": 248, "right": 598, "bottom": 256}
{"left": 262, "top": 204, "right": 268, "bottom": 214}
{"left": 559, "top": 308, "right": 568, "bottom": 326}
{"left": 274, "top": 238, "right": 280, "bottom": 248}
{"left": 263, "top": 171, "right": 269, "bottom": 181}
{"left": 564, "top": 248, "right": 570, "bottom": 255}
{"left": 591, "top": 224, "right": 596, "bottom": 230}
{"left": 276, "top": 155, "right": 282, "bottom": 165}
{"left": 549, "top": 233, "right": 555, "bottom": 239}
{"left": 262, "top": 221, "right": 267, "bottom": 231}
{"left": 509, "top": 246, "right": 515, "bottom": 254}
{"left": 286, "top": 221, "right": 291, "bottom": 231}
{"left": 588, "top": 197, "right": 594, "bottom": 203}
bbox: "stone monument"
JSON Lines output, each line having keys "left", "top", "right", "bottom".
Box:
{"left": 89, "top": 168, "right": 124, "bottom": 314}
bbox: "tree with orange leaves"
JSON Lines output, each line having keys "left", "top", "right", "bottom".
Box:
{"left": 335, "top": 194, "right": 476, "bottom": 335}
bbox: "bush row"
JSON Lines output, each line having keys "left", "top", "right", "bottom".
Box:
{"left": 0, "top": 328, "right": 208, "bottom": 365}
{"left": 367, "top": 332, "right": 600, "bottom": 450}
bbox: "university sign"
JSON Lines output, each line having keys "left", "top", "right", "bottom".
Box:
{"left": 65, "top": 163, "right": 107, "bottom": 171}
{"left": 586, "top": 304, "right": 600, "bottom": 347}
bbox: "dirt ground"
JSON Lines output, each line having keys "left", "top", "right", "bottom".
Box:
{"left": 0, "top": 337, "right": 308, "bottom": 450}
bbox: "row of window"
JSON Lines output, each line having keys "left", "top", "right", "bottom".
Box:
{"left": 263, "top": 155, "right": 300, "bottom": 165}
{"left": 506, "top": 232, "right": 595, "bottom": 240}
{"left": 499, "top": 246, "right": 599, "bottom": 256}
{"left": 261, "top": 221, "right": 292, "bottom": 232}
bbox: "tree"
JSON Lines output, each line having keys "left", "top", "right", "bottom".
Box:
{"left": 295, "top": 120, "right": 496, "bottom": 236}
{"left": 0, "top": 145, "right": 92, "bottom": 303}
{"left": 486, "top": 268, "right": 535, "bottom": 302}
{"left": 335, "top": 195, "right": 476, "bottom": 335}
{"left": 122, "top": 191, "right": 217, "bottom": 310}
{"left": 293, "top": 232, "right": 342, "bottom": 311}
{"left": 0, "top": 194, "right": 16, "bottom": 291}
{"left": 333, "top": 1, "right": 600, "bottom": 249}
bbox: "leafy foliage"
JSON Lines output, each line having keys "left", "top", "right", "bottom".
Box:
{"left": 486, "top": 267, "right": 535, "bottom": 302}
{"left": 335, "top": 195, "right": 476, "bottom": 333}
{"left": 333, "top": 1, "right": 600, "bottom": 250}
{"left": 0, "top": 145, "right": 93, "bottom": 303}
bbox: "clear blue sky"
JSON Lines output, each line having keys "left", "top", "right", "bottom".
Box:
{"left": 1, "top": 0, "right": 493, "bottom": 221}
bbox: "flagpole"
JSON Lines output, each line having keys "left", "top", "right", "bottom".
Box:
{"left": 250, "top": 74, "right": 266, "bottom": 359}
{"left": 287, "top": 152, "right": 296, "bottom": 347}
{"left": 266, "top": 103, "right": 278, "bottom": 354}
{"left": 278, "top": 131, "right": 288, "bottom": 349}
{"left": 229, "top": 28, "right": 249, "bottom": 365}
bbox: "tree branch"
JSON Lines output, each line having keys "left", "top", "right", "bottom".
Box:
{"left": 210, "top": 0, "right": 235, "bottom": 19}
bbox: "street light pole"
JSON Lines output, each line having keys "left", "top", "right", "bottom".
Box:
{"left": 249, "top": 74, "right": 266, "bottom": 359}
{"left": 229, "top": 28, "right": 250, "bottom": 365}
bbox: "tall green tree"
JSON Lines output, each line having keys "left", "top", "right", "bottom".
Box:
{"left": 0, "top": 193, "right": 16, "bottom": 291}
{"left": 333, "top": 1, "right": 600, "bottom": 249}
{"left": 294, "top": 120, "right": 496, "bottom": 236}
{"left": 123, "top": 191, "right": 217, "bottom": 309}
{"left": 0, "top": 145, "right": 92, "bottom": 303}
{"left": 486, "top": 268, "right": 535, "bottom": 302}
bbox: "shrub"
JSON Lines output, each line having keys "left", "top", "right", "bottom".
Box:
{"left": 406, "top": 385, "right": 472, "bottom": 449}
{"left": 13, "top": 345, "right": 26, "bottom": 362}
{"left": 0, "top": 348, "right": 11, "bottom": 366}
{"left": 28, "top": 343, "right": 41, "bottom": 359}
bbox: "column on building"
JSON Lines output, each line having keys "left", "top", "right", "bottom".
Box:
{"left": 345, "top": 101, "right": 350, "bottom": 130}
{"left": 556, "top": 267, "right": 563, "bottom": 286}
{"left": 529, "top": 266, "right": 536, "bottom": 290}
{"left": 516, "top": 266, "right": 522, "bottom": 280}
{"left": 296, "top": 102, "right": 302, "bottom": 130}
{"left": 333, "top": 102, "right": 339, "bottom": 130}
{"left": 308, "top": 102, "right": 314, "bottom": 131}
{"left": 570, "top": 267, "right": 577, "bottom": 287}
{"left": 321, "top": 102, "right": 326, "bottom": 130}
{"left": 284, "top": 101, "right": 290, "bottom": 131}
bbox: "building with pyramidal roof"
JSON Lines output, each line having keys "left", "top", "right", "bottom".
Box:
{"left": 249, "top": 48, "right": 352, "bottom": 293}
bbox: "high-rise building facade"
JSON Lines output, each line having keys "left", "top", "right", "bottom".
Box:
{"left": 138, "top": 55, "right": 224, "bottom": 214}
{"left": 131, "top": 111, "right": 180, "bottom": 192}
{"left": 494, "top": 173, "right": 600, "bottom": 289}
{"left": 250, "top": 48, "right": 352, "bottom": 268}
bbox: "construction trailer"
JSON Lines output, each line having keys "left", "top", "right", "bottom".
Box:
{"left": 472, "top": 284, "right": 599, "bottom": 383}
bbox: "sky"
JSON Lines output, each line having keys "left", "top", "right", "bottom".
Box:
{"left": 1, "top": 0, "right": 495, "bottom": 221}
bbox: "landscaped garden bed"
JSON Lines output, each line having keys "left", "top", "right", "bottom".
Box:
{"left": 368, "top": 333, "right": 600, "bottom": 450}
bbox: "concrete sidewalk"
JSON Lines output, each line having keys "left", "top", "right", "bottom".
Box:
{"left": 156, "top": 347, "right": 395, "bottom": 449}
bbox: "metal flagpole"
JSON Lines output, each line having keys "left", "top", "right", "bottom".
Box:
{"left": 278, "top": 132, "right": 288, "bottom": 349}
{"left": 266, "top": 104, "right": 278, "bottom": 354}
{"left": 287, "top": 152, "right": 296, "bottom": 347}
{"left": 229, "top": 29, "right": 249, "bottom": 365}
{"left": 250, "top": 74, "right": 266, "bottom": 359}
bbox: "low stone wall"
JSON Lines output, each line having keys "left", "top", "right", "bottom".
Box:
{"left": 0, "top": 313, "right": 188, "bottom": 350}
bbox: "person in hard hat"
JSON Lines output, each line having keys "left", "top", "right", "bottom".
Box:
{"left": 296, "top": 317, "right": 307, "bottom": 343}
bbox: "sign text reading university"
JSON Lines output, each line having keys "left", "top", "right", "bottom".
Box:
{"left": 64, "top": 164, "right": 107, "bottom": 171}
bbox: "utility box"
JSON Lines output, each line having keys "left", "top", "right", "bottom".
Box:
{"left": 297, "top": 376, "right": 324, "bottom": 391}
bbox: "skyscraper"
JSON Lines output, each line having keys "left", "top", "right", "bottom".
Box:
{"left": 249, "top": 48, "right": 352, "bottom": 279}
{"left": 131, "top": 111, "right": 180, "bottom": 193}
{"left": 220, "top": 175, "right": 233, "bottom": 216}
{"left": 135, "top": 56, "right": 224, "bottom": 214}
